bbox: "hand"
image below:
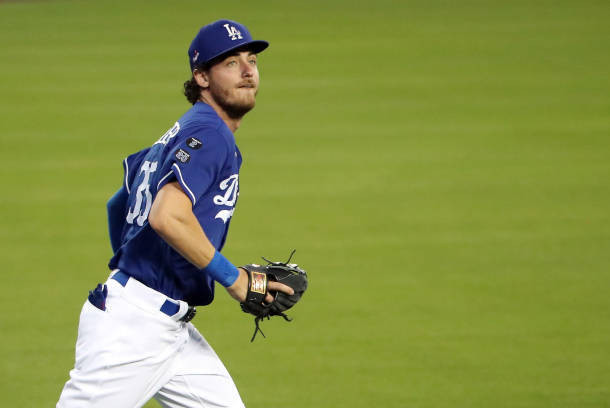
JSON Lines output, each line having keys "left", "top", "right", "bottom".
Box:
{"left": 237, "top": 258, "right": 308, "bottom": 342}
{"left": 226, "top": 268, "right": 294, "bottom": 303}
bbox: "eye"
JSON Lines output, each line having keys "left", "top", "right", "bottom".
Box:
{"left": 249, "top": 57, "right": 257, "bottom": 65}
{"left": 227, "top": 60, "right": 237, "bottom": 67}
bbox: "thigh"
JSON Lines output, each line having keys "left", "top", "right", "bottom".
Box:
{"left": 57, "top": 291, "right": 187, "bottom": 408}
{"left": 58, "top": 351, "right": 175, "bottom": 408}
{"left": 154, "top": 324, "right": 245, "bottom": 408}
{"left": 154, "top": 373, "right": 245, "bottom": 408}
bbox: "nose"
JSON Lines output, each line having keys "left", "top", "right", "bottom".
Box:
{"left": 242, "top": 59, "right": 255, "bottom": 78}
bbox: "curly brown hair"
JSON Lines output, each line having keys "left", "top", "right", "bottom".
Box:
{"left": 184, "top": 63, "right": 208, "bottom": 105}
{"left": 183, "top": 56, "right": 226, "bottom": 104}
{"left": 183, "top": 75, "right": 202, "bottom": 105}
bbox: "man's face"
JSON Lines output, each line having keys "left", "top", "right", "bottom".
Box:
{"left": 206, "top": 50, "right": 260, "bottom": 119}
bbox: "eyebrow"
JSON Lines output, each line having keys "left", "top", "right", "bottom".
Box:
{"left": 225, "top": 50, "right": 257, "bottom": 58}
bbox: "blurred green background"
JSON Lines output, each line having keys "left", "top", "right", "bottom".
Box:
{"left": 1, "top": 0, "right": 609, "bottom": 407}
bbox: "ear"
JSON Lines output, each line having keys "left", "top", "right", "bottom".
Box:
{"left": 193, "top": 69, "right": 209, "bottom": 88}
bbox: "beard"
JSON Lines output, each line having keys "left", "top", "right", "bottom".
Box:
{"left": 209, "top": 80, "right": 258, "bottom": 120}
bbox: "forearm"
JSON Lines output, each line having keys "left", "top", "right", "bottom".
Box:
{"left": 153, "top": 212, "right": 216, "bottom": 268}
{"left": 149, "top": 181, "right": 241, "bottom": 290}
{"left": 150, "top": 204, "right": 277, "bottom": 303}
{"left": 149, "top": 183, "right": 215, "bottom": 269}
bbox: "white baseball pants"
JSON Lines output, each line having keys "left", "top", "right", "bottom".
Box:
{"left": 57, "top": 271, "right": 245, "bottom": 408}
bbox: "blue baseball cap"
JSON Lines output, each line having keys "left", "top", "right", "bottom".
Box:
{"left": 188, "top": 19, "right": 269, "bottom": 71}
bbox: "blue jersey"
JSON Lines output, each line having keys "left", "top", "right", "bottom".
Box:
{"left": 108, "top": 102, "right": 242, "bottom": 306}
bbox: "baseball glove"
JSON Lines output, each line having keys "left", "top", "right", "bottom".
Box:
{"left": 240, "top": 250, "right": 308, "bottom": 341}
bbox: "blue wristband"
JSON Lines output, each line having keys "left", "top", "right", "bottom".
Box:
{"left": 203, "top": 251, "right": 240, "bottom": 287}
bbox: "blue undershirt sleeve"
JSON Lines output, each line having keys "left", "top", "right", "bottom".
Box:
{"left": 107, "top": 185, "right": 129, "bottom": 253}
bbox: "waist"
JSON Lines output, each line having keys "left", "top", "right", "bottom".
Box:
{"left": 111, "top": 254, "right": 216, "bottom": 306}
{"left": 109, "top": 270, "right": 196, "bottom": 322}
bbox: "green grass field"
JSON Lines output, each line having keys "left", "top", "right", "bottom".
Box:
{"left": 1, "top": 0, "right": 609, "bottom": 406}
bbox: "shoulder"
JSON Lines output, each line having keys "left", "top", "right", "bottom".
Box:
{"left": 178, "top": 102, "right": 223, "bottom": 131}
{"left": 176, "top": 104, "right": 235, "bottom": 152}
{"left": 175, "top": 124, "right": 231, "bottom": 157}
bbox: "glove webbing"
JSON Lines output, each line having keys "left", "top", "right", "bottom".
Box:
{"left": 251, "top": 312, "right": 292, "bottom": 342}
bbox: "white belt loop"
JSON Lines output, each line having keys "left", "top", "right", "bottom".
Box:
{"left": 171, "top": 301, "right": 190, "bottom": 322}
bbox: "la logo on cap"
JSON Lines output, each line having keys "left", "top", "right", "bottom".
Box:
{"left": 223, "top": 24, "right": 243, "bottom": 40}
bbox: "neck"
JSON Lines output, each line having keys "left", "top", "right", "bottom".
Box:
{"left": 199, "top": 95, "right": 242, "bottom": 133}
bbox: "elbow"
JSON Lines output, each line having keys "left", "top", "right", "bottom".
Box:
{"left": 148, "top": 204, "right": 167, "bottom": 234}
{"left": 107, "top": 187, "right": 126, "bottom": 214}
{"left": 148, "top": 200, "right": 183, "bottom": 238}
{"left": 148, "top": 182, "right": 192, "bottom": 238}
{"left": 106, "top": 199, "right": 119, "bottom": 216}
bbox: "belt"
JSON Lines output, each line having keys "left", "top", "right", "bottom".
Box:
{"left": 111, "top": 270, "right": 196, "bottom": 323}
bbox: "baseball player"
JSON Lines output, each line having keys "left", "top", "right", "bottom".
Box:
{"left": 56, "top": 19, "right": 295, "bottom": 407}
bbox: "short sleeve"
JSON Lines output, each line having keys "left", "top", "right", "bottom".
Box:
{"left": 157, "top": 127, "right": 229, "bottom": 206}
{"left": 123, "top": 147, "right": 151, "bottom": 194}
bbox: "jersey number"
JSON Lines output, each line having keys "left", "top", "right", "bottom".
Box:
{"left": 126, "top": 160, "right": 158, "bottom": 226}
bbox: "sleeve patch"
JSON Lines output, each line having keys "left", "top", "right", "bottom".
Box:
{"left": 175, "top": 148, "right": 191, "bottom": 164}
{"left": 186, "top": 137, "right": 203, "bottom": 150}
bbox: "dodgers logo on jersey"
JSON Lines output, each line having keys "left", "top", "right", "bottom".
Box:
{"left": 214, "top": 174, "right": 239, "bottom": 224}
{"left": 223, "top": 24, "right": 243, "bottom": 40}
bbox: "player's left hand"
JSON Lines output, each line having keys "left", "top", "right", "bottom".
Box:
{"left": 238, "top": 252, "right": 308, "bottom": 341}
{"left": 226, "top": 268, "right": 294, "bottom": 303}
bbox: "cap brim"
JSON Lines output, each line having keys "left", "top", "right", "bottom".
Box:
{"left": 203, "top": 40, "right": 269, "bottom": 68}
